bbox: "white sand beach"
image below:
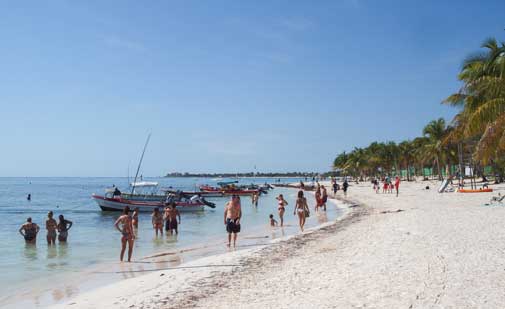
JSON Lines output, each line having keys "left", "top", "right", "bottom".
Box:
{"left": 52, "top": 180, "right": 505, "bottom": 308}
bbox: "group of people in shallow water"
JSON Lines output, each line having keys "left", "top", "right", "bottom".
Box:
{"left": 113, "top": 202, "right": 181, "bottom": 262}
{"left": 372, "top": 176, "right": 401, "bottom": 197}
{"left": 19, "top": 182, "right": 345, "bottom": 263}
{"left": 19, "top": 211, "right": 73, "bottom": 245}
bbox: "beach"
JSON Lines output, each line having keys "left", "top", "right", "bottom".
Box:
{"left": 49, "top": 180, "right": 505, "bottom": 308}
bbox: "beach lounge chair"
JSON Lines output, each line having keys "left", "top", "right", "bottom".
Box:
{"left": 490, "top": 193, "right": 505, "bottom": 204}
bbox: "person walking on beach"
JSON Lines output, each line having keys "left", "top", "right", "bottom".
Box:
{"left": 224, "top": 195, "right": 241, "bottom": 247}
{"left": 151, "top": 208, "right": 164, "bottom": 236}
{"left": 294, "top": 190, "right": 309, "bottom": 232}
{"left": 46, "top": 211, "right": 58, "bottom": 245}
{"left": 343, "top": 179, "right": 349, "bottom": 197}
{"left": 19, "top": 217, "right": 40, "bottom": 244}
{"left": 395, "top": 176, "right": 401, "bottom": 197}
{"left": 321, "top": 185, "right": 328, "bottom": 211}
{"left": 57, "top": 215, "right": 72, "bottom": 242}
{"left": 114, "top": 206, "right": 134, "bottom": 262}
{"left": 276, "top": 194, "right": 288, "bottom": 227}
{"left": 132, "top": 208, "right": 139, "bottom": 229}
{"left": 165, "top": 203, "right": 181, "bottom": 235}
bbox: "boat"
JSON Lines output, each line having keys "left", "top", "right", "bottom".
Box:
{"left": 199, "top": 185, "right": 261, "bottom": 196}
{"left": 92, "top": 194, "right": 209, "bottom": 212}
{"left": 458, "top": 188, "right": 493, "bottom": 193}
{"left": 92, "top": 182, "right": 216, "bottom": 212}
{"left": 162, "top": 188, "right": 225, "bottom": 198}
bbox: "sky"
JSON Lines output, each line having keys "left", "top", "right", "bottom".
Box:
{"left": 0, "top": 0, "right": 504, "bottom": 176}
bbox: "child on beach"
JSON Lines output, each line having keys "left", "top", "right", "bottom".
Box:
{"left": 269, "top": 214, "right": 278, "bottom": 227}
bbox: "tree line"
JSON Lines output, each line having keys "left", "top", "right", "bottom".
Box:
{"left": 333, "top": 37, "right": 505, "bottom": 182}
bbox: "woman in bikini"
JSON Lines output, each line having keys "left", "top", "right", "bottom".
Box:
{"left": 151, "top": 207, "right": 164, "bottom": 236}
{"left": 276, "top": 194, "right": 288, "bottom": 227}
{"left": 114, "top": 206, "right": 135, "bottom": 262}
{"left": 46, "top": 211, "right": 58, "bottom": 245}
{"left": 293, "top": 190, "right": 309, "bottom": 232}
{"left": 57, "top": 215, "right": 73, "bottom": 242}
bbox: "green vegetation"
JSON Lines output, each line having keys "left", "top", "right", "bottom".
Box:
{"left": 334, "top": 37, "right": 505, "bottom": 182}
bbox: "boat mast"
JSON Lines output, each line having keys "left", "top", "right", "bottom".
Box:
{"left": 131, "top": 133, "right": 152, "bottom": 195}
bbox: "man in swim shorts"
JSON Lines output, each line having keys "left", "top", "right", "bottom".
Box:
{"left": 46, "top": 211, "right": 58, "bottom": 245}
{"left": 19, "top": 217, "right": 40, "bottom": 244}
{"left": 224, "top": 195, "right": 242, "bottom": 247}
{"left": 166, "top": 203, "right": 181, "bottom": 235}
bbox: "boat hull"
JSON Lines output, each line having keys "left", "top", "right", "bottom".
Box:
{"left": 458, "top": 188, "right": 493, "bottom": 193}
{"left": 92, "top": 195, "right": 205, "bottom": 212}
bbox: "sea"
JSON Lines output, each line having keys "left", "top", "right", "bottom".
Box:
{"left": 0, "top": 177, "right": 345, "bottom": 308}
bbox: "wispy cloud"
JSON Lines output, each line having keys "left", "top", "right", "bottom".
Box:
{"left": 103, "top": 35, "right": 147, "bottom": 53}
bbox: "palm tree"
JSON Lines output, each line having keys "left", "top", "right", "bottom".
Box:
{"left": 443, "top": 37, "right": 505, "bottom": 171}
{"left": 422, "top": 118, "right": 449, "bottom": 180}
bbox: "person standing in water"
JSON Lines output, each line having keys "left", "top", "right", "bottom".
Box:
{"left": 224, "top": 195, "right": 242, "bottom": 247}
{"left": 276, "top": 194, "right": 288, "bottom": 227}
{"left": 293, "top": 190, "right": 309, "bottom": 232}
{"left": 321, "top": 185, "right": 328, "bottom": 211}
{"left": 132, "top": 208, "right": 139, "bottom": 229}
{"left": 395, "top": 176, "right": 401, "bottom": 197}
{"left": 19, "top": 217, "right": 40, "bottom": 244}
{"left": 332, "top": 182, "right": 338, "bottom": 197}
{"left": 46, "top": 211, "right": 58, "bottom": 245}
{"left": 151, "top": 208, "right": 164, "bottom": 236}
{"left": 114, "top": 206, "right": 134, "bottom": 262}
{"left": 251, "top": 192, "right": 259, "bottom": 206}
{"left": 166, "top": 203, "right": 181, "bottom": 235}
{"left": 315, "top": 187, "right": 322, "bottom": 211}
{"left": 27, "top": 194, "right": 31, "bottom": 201}
{"left": 57, "top": 215, "right": 73, "bottom": 242}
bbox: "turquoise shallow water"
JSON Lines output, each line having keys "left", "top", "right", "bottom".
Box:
{"left": 0, "top": 177, "right": 344, "bottom": 307}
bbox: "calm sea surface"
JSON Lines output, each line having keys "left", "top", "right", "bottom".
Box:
{"left": 0, "top": 177, "right": 344, "bottom": 307}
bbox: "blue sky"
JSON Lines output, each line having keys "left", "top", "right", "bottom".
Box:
{"left": 0, "top": 0, "right": 504, "bottom": 176}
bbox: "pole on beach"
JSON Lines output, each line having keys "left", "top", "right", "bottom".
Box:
{"left": 131, "top": 133, "right": 152, "bottom": 195}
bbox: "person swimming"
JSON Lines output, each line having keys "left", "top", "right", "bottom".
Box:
{"left": 19, "top": 217, "right": 40, "bottom": 244}
{"left": 46, "top": 211, "right": 58, "bottom": 245}
{"left": 57, "top": 215, "right": 73, "bottom": 242}
{"left": 27, "top": 194, "right": 31, "bottom": 201}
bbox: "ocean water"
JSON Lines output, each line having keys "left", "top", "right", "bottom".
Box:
{"left": 0, "top": 177, "right": 344, "bottom": 307}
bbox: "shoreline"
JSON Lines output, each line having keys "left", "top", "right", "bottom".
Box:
{"left": 49, "top": 195, "right": 354, "bottom": 308}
